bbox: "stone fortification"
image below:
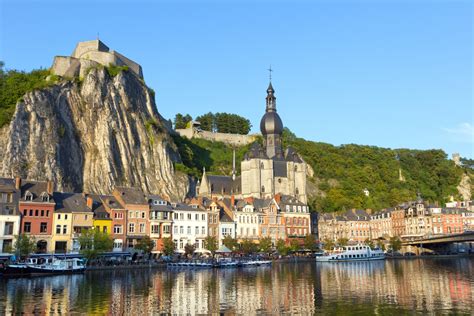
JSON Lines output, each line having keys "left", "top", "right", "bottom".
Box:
{"left": 51, "top": 40, "right": 143, "bottom": 79}
{"left": 175, "top": 128, "right": 258, "bottom": 147}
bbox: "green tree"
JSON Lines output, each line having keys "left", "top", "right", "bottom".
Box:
{"left": 289, "top": 239, "right": 300, "bottom": 253}
{"left": 389, "top": 236, "right": 402, "bottom": 252}
{"left": 195, "top": 112, "right": 215, "bottom": 132}
{"left": 259, "top": 237, "right": 273, "bottom": 254}
{"left": 276, "top": 239, "right": 289, "bottom": 256}
{"left": 135, "top": 236, "right": 155, "bottom": 254}
{"left": 78, "top": 229, "right": 113, "bottom": 260}
{"left": 240, "top": 238, "right": 258, "bottom": 255}
{"left": 174, "top": 113, "right": 192, "bottom": 129}
{"left": 323, "top": 239, "right": 335, "bottom": 251}
{"left": 377, "top": 240, "right": 386, "bottom": 251}
{"left": 364, "top": 238, "right": 374, "bottom": 249}
{"left": 184, "top": 243, "right": 196, "bottom": 257}
{"left": 303, "top": 234, "right": 317, "bottom": 251}
{"left": 162, "top": 237, "right": 176, "bottom": 256}
{"left": 222, "top": 235, "right": 238, "bottom": 252}
{"left": 13, "top": 234, "right": 36, "bottom": 258}
{"left": 204, "top": 236, "right": 218, "bottom": 257}
{"left": 337, "top": 238, "right": 349, "bottom": 247}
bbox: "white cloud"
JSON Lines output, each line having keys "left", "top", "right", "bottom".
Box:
{"left": 443, "top": 122, "right": 474, "bottom": 143}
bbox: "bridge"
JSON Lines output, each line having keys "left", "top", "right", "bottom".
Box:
{"left": 401, "top": 231, "right": 474, "bottom": 253}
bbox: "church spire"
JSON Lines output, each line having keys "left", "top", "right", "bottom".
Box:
{"left": 266, "top": 66, "right": 276, "bottom": 112}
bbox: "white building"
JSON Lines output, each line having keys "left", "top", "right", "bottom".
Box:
{"left": 234, "top": 200, "right": 260, "bottom": 241}
{"left": 0, "top": 178, "right": 21, "bottom": 253}
{"left": 172, "top": 203, "right": 208, "bottom": 253}
{"left": 219, "top": 211, "right": 236, "bottom": 246}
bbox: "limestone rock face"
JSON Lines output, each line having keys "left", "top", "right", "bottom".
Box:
{"left": 0, "top": 68, "right": 189, "bottom": 200}
{"left": 457, "top": 173, "right": 472, "bottom": 201}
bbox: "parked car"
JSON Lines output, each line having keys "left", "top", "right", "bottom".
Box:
{"left": 404, "top": 252, "right": 416, "bottom": 257}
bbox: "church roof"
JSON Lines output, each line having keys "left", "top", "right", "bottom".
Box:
{"left": 206, "top": 175, "right": 241, "bottom": 195}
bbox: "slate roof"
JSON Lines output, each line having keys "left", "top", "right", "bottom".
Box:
{"left": 220, "top": 209, "right": 234, "bottom": 223}
{"left": 114, "top": 186, "right": 147, "bottom": 205}
{"left": 20, "top": 180, "right": 55, "bottom": 203}
{"left": 53, "top": 192, "right": 91, "bottom": 213}
{"left": 100, "top": 195, "right": 123, "bottom": 210}
{"left": 0, "top": 178, "right": 16, "bottom": 192}
{"left": 207, "top": 175, "right": 241, "bottom": 195}
{"left": 244, "top": 142, "right": 267, "bottom": 160}
{"left": 284, "top": 147, "right": 303, "bottom": 163}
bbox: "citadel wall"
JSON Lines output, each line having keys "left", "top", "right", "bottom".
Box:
{"left": 175, "top": 128, "right": 258, "bottom": 147}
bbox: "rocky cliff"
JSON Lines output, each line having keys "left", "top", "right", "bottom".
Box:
{"left": 0, "top": 68, "right": 190, "bottom": 200}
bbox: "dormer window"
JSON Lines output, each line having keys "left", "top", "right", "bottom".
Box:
{"left": 25, "top": 191, "right": 33, "bottom": 201}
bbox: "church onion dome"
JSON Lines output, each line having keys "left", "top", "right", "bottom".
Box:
{"left": 260, "top": 111, "right": 283, "bottom": 135}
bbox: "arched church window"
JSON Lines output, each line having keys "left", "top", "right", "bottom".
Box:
{"left": 296, "top": 188, "right": 299, "bottom": 195}
{"left": 261, "top": 186, "right": 265, "bottom": 193}
{"left": 260, "top": 162, "right": 264, "bottom": 169}
{"left": 278, "top": 178, "right": 282, "bottom": 184}
{"left": 294, "top": 165, "right": 298, "bottom": 171}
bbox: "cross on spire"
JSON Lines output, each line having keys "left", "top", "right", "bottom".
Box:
{"left": 268, "top": 65, "right": 273, "bottom": 82}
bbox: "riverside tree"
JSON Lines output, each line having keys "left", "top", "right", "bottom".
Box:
{"left": 204, "top": 236, "right": 218, "bottom": 257}
{"left": 276, "top": 239, "right": 289, "bottom": 256}
{"left": 162, "top": 237, "right": 176, "bottom": 256}
{"left": 259, "top": 237, "right": 273, "bottom": 254}
{"left": 389, "top": 236, "right": 402, "bottom": 252}
{"left": 303, "top": 234, "right": 317, "bottom": 251}
{"left": 136, "top": 236, "right": 155, "bottom": 255}
{"left": 337, "top": 238, "right": 349, "bottom": 247}
{"left": 78, "top": 229, "right": 113, "bottom": 260}
{"left": 13, "top": 234, "right": 36, "bottom": 258}
{"left": 222, "top": 235, "right": 238, "bottom": 252}
{"left": 240, "top": 238, "right": 258, "bottom": 255}
{"left": 323, "top": 239, "right": 335, "bottom": 251}
{"left": 184, "top": 243, "right": 196, "bottom": 258}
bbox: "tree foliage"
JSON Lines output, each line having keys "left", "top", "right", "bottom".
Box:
{"left": 240, "top": 238, "right": 258, "bottom": 255}
{"left": 222, "top": 235, "right": 238, "bottom": 252}
{"left": 337, "top": 238, "right": 349, "bottom": 247}
{"left": 78, "top": 229, "right": 113, "bottom": 260}
{"left": 184, "top": 243, "right": 196, "bottom": 257}
{"left": 322, "top": 239, "right": 335, "bottom": 251}
{"left": 162, "top": 237, "right": 176, "bottom": 256}
{"left": 204, "top": 236, "right": 218, "bottom": 256}
{"left": 174, "top": 113, "right": 192, "bottom": 129}
{"left": 259, "top": 237, "right": 273, "bottom": 253}
{"left": 276, "top": 239, "right": 289, "bottom": 256}
{"left": 135, "top": 236, "right": 155, "bottom": 254}
{"left": 389, "top": 236, "right": 402, "bottom": 252}
{"left": 288, "top": 239, "right": 300, "bottom": 252}
{"left": 365, "top": 238, "right": 374, "bottom": 249}
{"left": 13, "top": 234, "right": 36, "bottom": 258}
{"left": 194, "top": 112, "right": 252, "bottom": 135}
{"left": 303, "top": 234, "right": 317, "bottom": 251}
{"left": 0, "top": 64, "right": 56, "bottom": 128}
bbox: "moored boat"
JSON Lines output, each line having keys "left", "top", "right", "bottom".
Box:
{"left": 316, "top": 244, "right": 385, "bottom": 262}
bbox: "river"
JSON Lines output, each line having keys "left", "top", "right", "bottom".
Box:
{"left": 0, "top": 258, "right": 472, "bottom": 315}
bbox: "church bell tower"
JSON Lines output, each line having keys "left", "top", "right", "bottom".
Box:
{"left": 260, "top": 82, "right": 284, "bottom": 159}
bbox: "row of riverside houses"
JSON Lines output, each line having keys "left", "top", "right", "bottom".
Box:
{"left": 0, "top": 177, "right": 313, "bottom": 254}
{"left": 318, "top": 196, "right": 474, "bottom": 243}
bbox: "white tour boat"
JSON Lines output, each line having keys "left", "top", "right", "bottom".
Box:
{"left": 316, "top": 244, "right": 385, "bottom": 262}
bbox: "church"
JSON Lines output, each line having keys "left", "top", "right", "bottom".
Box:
{"left": 197, "top": 82, "right": 308, "bottom": 204}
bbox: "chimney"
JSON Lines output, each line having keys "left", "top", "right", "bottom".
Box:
{"left": 245, "top": 197, "right": 254, "bottom": 204}
{"left": 15, "top": 177, "right": 21, "bottom": 190}
{"left": 274, "top": 194, "right": 281, "bottom": 203}
{"left": 86, "top": 196, "right": 94, "bottom": 209}
{"left": 46, "top": 180, "right": 54, "bottom": 195}
{"left": 231, "top": 195, "right": 235, "bottom": 207}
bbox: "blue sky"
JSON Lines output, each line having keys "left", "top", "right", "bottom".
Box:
{"left": 1, "top": 0, "right": 472, "bottom": 158}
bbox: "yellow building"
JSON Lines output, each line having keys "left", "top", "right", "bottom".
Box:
{"left": 51, "top": 193, "right": 74, "bottom": 253}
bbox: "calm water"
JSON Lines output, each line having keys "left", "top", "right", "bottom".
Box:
{"left": 0, "top": 258, "right": 473, "bottom": 315}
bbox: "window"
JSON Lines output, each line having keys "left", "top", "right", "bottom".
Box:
{"left": 151, "top": 225, "right": 160, "bottom": 234}
{"left": 35, "top": 210, "right": 39, "bottom": 216}
{"left": 56, "top": 225, "right": 61, "bottom": 234}
{"left": 113, "top": 241, "right": 123, "bottom": 250}
{"left": 4, "top": 222, "right": 14, "bottom": 235}
{"left": 202, "top": 214, "right": 206, "bottom": 221}
{"left": 180, "top": 226, "right": 184, "bottom": 234}
{"left": 103, "top": 226, "right": 107, "bottom": 233}
{"left": 129, "top": 211, "right": 135, "bottom": 218}
{"left": 46, "top": 210, "right": 49, "bottom": 217}
{"left": 195, "top": 226, "right": 199, "bottom": 234}
{"left": 174, "top": 226, "right": 178, "bottom": 234}
{"left": 187, "top": 226, "right": 191, "bottom": 235}
{"left": 141, "top": 212, "right": 145, "bottom": 219}
{"left": 25, "top": 191, "right": 33, "bottom": 201}
{"left": 261, "top": 186, "right": 265, "bottom": 193}
{"left": 57, "top": 214, "right": 61, "bottom": 220}
{"left": 180, "top": 213, "right": 184, "bottom": 220}
{"left": 129, "top": 223, "right": 135, "bottom": 233}
{"left": 163, "top": 225, "right": 170, "bottom": 234}
{"left": 174, "top": 213, "right": 178, "bottom": 220}
{"left": 201, "top": 226, "right": 205, "bottom": 235}
{"left": 63, "top": 225, "right": 67, "bottom": 234}
{"left": 40, "top": 222, "right": 47, "bottom": 233}
{"left": 135, "top": 211, "right": 139, "bottom": 218}
{"left": 188, "top": 213, "right": 191, "bottom": 220}
{"left": 139, "top": 223, "right": 145, "bottom": 233}
{"left": 195, "top": 214, "right": 199, "bottom": 220}
{"left": 114, "top": 225, "right": 123, "bottom": 234}
{"left": 65, "top": 214, "right": 68, "bottom": 220}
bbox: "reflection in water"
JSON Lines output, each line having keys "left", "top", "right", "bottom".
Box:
{"left": 0, "top": 259, "right": 472, "bottom": 314}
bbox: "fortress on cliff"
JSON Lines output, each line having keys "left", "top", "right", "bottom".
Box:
{"left": 51, "top": 39, "right": 143, "bottom": 79}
